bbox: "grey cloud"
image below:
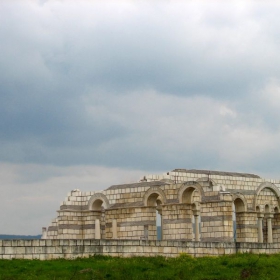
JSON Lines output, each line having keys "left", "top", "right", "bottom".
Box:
{"left": 2, "top": 1, "right": 278, "bottom": 102}
{"left": 1, "top": 1, "right": 280, "bottom": 173}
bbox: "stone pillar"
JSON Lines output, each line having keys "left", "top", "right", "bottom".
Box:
{"left": 101, "top": 209, "right": 105, "bottom": 239}
{"left": 234, "top": 212, "right": 258, "bottom": 243}
{"left": 193, "top": 210, "right": 200, "bottom": 241}
{"left": 266, "top": 213, "right": 274, "bottom": 243}
{"left": 257, "top": 213, "right": 264, "bottom": 243}
{"left": 95, "top": 219, "right": 101, "bottom": 239}
{"left": 112, "top": 219, "right": 117, "bottom": 239}
{"left": 200, "top": 194, "right": 234, "bottom": 242}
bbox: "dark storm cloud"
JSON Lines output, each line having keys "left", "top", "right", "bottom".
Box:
{"left": 1, "top": 1, "right": 280, "bottom": 171}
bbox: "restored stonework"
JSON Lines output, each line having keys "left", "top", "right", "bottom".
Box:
{"left": 43, "top": 169, "right": 280, "bottom": 244}
{"left": 2, "top": 240, "right": 280, "bottom": 259}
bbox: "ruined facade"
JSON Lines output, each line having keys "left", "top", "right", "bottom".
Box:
{"left": 42, "top": 169, "right": 280, "bottom": 244}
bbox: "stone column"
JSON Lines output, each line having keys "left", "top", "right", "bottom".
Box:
{"left": 112, "top": 219, "right": 117, "bottom": 239}
{"left": 95, "top": 219, "right": 101, "bottom": 239}
{"left": 193, "top": 210, "right": 200, "bottom": 241}
{"left": 257, "top": 213, "right": 264, "bottom": 243}
{"left": 266, "top": 213, "right": 274, "bottom": 243}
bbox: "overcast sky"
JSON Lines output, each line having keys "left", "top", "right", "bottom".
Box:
{"left": 2, "top": 0, "right": 280, "bottom": 234}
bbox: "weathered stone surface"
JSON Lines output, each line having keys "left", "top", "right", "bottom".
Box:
{"left": 37, "top": 169, "right": 280, "bottom": 254}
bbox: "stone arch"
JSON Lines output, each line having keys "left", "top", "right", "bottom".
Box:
{"left": 265, "top": 204, "right": 271, "bottom": 213}
{"left": 234, "top": 198, "right": 246, "bottom": 212}
{"left": 253, "top": 182, "right": 280, "bottom": 210}
{"left": 88, "top": 193, "right": 110, "bottom": 210}
{"left": 232, "top": 194, "right": 247, "bottom": 212}
{"left": 143, "top": 186, "right": 166, "bottom": 241}
{"left": 87, "top": 193, "right": 110, "bottom": 240}
{"left": 143, "top": 186, "right": 167, "bottom": 206}
{"left": 232, "top": 196, "right": 247, "bottom": 242}
{"left": 256, "top": 182, "right": 280, "bottom": 197}
{"left": 178, "top": 181, "right": 204, "bottom": 204}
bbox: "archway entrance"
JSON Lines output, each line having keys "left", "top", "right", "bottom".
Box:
{"left": 233, "top": 198, "right": 245, "bottom": 242}
{"left": 91, "top": 199, "right": 105, "bottom": 239}
{"left": 180, "top": 186, "right": 201, "bottom": 241}
{"left": 147, "top": 193, "right": 163, "bottom": 240}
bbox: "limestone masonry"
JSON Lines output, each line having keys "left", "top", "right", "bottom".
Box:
{"left": 2, "top": 240, "right": 280, "bottom": 259}
{"left": 42, "top": 169, "right": 280, "bottom": 244}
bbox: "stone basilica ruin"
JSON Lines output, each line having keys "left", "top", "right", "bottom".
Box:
{"left": 43, "top": 169, "right": 280, "bottom": 244}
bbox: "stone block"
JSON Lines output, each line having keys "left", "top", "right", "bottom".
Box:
{"left": 4, "top": 247, "right": 14, "bottom": 255}
{"left": 2, "top": 241, "right": 11, "bottom": 247}
{"left": 15, "top": 247, "right": 25, "bottom": 254}
{"left": 2, "top": 255, "right": 11, "bottom": 259}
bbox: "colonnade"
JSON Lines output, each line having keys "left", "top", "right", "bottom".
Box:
{"left": 94, "top": 205, "right": 278, "bottom": 243}
{"left": 93, "top": 209, "right": 201, "bottom": 241}
{"left": 257, "top": 212, "right": 274, "bottom": 243}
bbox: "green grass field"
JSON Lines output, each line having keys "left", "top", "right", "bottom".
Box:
{"left": 0, "top": 253, "right": 279, "bottom": 280}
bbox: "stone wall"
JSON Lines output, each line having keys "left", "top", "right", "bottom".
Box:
{"left": 1, "top": 240, "right": 280, "bottom": 260}
{"left": 43, "top": 169, "right": 280, "bottom": 245}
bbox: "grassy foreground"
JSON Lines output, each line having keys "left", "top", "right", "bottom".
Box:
{"left": 0, "top": 253, "right": 280, "bottom": 280}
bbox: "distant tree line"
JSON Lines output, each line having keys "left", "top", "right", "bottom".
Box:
{"left": 0, "top": 234, "right": 41, "bottom": 240}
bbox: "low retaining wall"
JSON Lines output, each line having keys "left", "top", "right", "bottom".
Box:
{"left": 1, "top": 240, "right": 280, "bottom": 260}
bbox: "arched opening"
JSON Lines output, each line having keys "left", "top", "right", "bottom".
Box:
{"left": 91, "top": 199, "right": 105, "bottom": 239}
{"left": 86, "top": 193, "right": 110, "bottom": 240}
{"left": 233, "top": 198, "right": 245, "bottom": 242}
{"left": 147, "top": 193, "right": 163, "bottom": 240}
{"left": 235, "top": 198, "right": 245, "bottom": 212}
{"left": 147, "top": 193, "right": 161, "bottom": 206}
{"left": 92, "top": 199, "right": 104, "bottom": 211}
{"left": 182, "top": 187, "right": 197, "bottom": 204}
{"left": 253, "top": 183, "right": 280, "bottom": 211}
{"left": 180, "top": 186, "right": 201, "bottom": 241}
